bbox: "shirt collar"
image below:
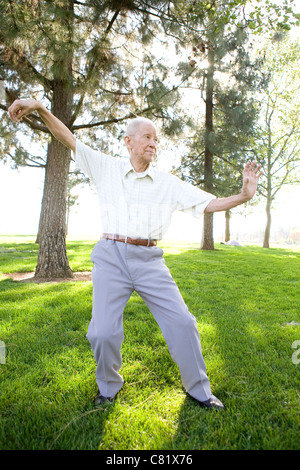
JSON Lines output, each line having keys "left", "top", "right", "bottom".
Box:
{"left": 122, "top": 158, "right": 155, "bottom": 181}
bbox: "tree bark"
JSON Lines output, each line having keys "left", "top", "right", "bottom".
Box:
{"left": 263, "top": 199, "right": 272, "bottom": 248}
{"left": 263, "top": 108, "right": 273, "bottom": 250}
{"left": 225, "top": 210, "right": 230, "bottom": 242}
{"left": 34, "top": 0, "right": 74, "bottom": 278}
{"left": 35, "top": 136, "right": 73, "bottom": 278}
{"left": 201, "top": 45, "right": 215, "bottom": 251}
{"left": 34, "top": 84, "right": 73, "bottom": 277}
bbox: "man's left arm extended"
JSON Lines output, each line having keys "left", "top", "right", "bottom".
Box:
{"left": 204, "top": 161, "right": 263, "bottom": 214}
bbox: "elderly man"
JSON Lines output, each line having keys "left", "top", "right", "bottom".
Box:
{"left": 8, "top": 99, "right": 262, "bottom": 410}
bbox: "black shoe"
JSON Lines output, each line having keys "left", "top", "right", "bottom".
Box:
{"left": 197, "top": 394, "right": 224, "bottom": 410}
{"left": 94, "top": 394, "right": 114, "bottom": 405}
{"left": 188, "top": 393, "right": 224, "bottom": 410}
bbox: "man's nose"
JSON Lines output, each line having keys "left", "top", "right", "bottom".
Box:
{"left": 149, "top": 138, "right": 157, "bottom": 147}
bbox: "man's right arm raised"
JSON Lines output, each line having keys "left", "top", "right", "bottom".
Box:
{"left": 8, "top": 99, "right": 76, "bottom": 153}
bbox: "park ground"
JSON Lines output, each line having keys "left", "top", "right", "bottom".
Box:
{"left": 0, "top": 235, "right": 299, "bottom": 450}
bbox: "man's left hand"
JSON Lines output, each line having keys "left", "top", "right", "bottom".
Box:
{"left": 241, "top": 161, "right": 263, "bottom": 201}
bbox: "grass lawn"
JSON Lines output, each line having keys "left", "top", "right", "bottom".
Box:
{"left": 0, "top": 235, "right": 299, "bottom": 450}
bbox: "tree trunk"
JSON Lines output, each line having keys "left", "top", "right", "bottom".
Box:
{"left": 34, "top": 0, "right": 74, "bottom": 278}
{"left": 34, "top": 81, "right": 73, "bottom": 278}
{"left": 201, "top": 45, "right": 215, "bottom": 251}
{"left": 225, "top": 210, "right": 230, "bottom": 242}
{"left": 263, "top": 199, "right": 272, "bottom": 248}
{"left": 35, "top": 198, "right": 44, "bottom": 244}
{"left": 201, "top": 212, "right": 214, "bottom": 250}
{"left": 263, "top": 111, "right": 272, "bottom": 250}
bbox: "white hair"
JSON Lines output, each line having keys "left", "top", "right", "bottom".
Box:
{"left": 125, "top": 117, "right": 156, "bottom": 136}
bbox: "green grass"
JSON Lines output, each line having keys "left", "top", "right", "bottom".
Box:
{"left": 0, "top": 235, "right": 299, "bottom": 450}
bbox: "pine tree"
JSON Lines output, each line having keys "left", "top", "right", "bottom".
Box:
{"left": 170, "top": 0, "right": 298, "bottom": 249}
{"left": 176, "top": 24, "right": 264, "bottom": 249}
{"left": 0, "top": 0, "right": 180, "bottom": 278}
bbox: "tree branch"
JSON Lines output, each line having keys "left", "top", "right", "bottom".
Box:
{"left": 6, "top": 151, "right": 46, "bottom": 168}
{"left": 72, "top": 111, "right": 137, "bottom": 130}
{"left": 272, "top": 168, "right": 293, "bottom": 198}
{"left": 105, "top": 9, "right": 120, "bottom": 35}
{"left": 70, "top": 10, "right": 121, "bottom": 127}
{"left": 271, "top": 143, "right": 300, "bottom": 176}
{"left": 24, "top": 161, "right": 46, "bottom": 168}
{"left": 0, "top": 103, "right": 50, "bottom": 132}
{"left": 19, "top": 115, "right": 50, "bottom": 133}
{"left": 272, "top": 126, "right": 297, "bottom": 165}
{"left": 0, "top": 40, "right": 53, "bottom": 93}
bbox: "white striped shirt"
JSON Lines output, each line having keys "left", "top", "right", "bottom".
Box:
{"left": 74, "top": 139, "right": 215, "bottom": 240}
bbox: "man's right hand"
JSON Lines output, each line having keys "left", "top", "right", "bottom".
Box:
{"left": 8, "top": 98, "right": 76, "bottom": 152}
{"left": 8, "top": 99, "right": 39, "bottom": 122}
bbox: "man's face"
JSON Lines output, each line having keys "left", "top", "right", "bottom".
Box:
{"left": 125, "top": 122, "right": 158, "bottom": 165}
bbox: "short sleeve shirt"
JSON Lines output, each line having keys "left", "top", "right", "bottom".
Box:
{"left": 74, "top": 139, "right": 215, "bottom": 240}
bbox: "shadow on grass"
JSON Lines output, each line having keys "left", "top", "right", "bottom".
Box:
{"left": 159, "top": 246, "right": 300, "bottom": 450}
{"left": 0, "top": 277, "right": 115, "bottom": 450}
{"left": 0, "top": 277, "right": 175, "bottom": 450}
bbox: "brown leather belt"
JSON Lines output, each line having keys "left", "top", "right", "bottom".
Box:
{"left": 102, "top": 233, "right": 157, "bottom": 247}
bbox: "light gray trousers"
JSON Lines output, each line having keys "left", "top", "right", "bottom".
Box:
{"left": 86, "top": 239, "right": 212, "bottom": 401}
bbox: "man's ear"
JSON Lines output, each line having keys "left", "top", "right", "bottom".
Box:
{"left": 124, "top": 135, "right": 131, "bottom": 149}
{"left": 124, "top": 135, "right": 130, "bottom": 147}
